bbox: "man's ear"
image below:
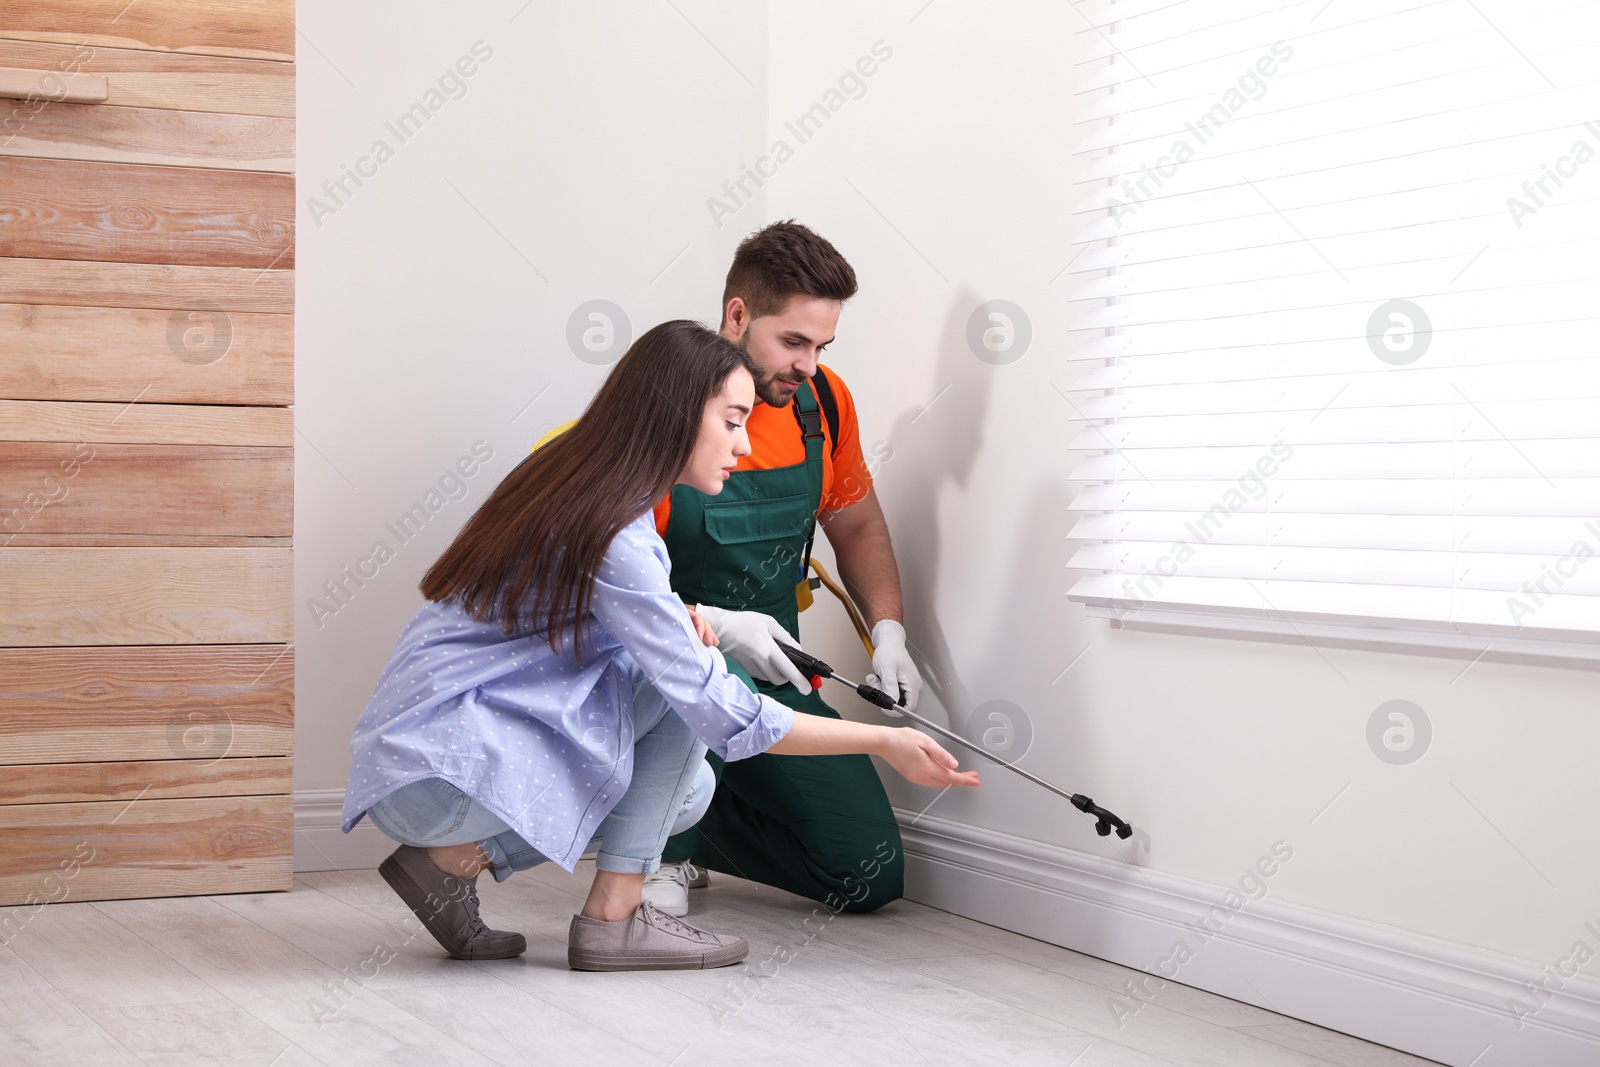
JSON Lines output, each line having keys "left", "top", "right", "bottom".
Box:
{"left": 723, "top": 296, "right": 749, "bottom": 340}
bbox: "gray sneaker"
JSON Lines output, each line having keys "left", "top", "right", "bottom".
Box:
{"left": 378, "top": 845, "right": 526, "bottom": 961}
{"left": 568, "top": 900, "right": 747, "bottom": 971}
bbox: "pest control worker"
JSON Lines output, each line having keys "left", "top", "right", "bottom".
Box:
{"left": 640, "top": 221, "right": 923, "bottom": 916}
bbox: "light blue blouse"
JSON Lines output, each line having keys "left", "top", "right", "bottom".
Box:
{"left": 340, "top": 510, "right": 795, "bottom": 871}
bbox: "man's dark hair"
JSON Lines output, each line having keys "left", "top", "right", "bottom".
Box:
{"left": 721, "top": 220, "right": 858, "bottom": 322}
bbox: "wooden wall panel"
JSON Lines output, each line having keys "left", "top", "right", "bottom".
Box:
{"left": 0, "top": 795, "right": 293, "bottom": 906}
{"left": 1, "top": 0, "right": 295, "bottom": 904}
{"left": 1, "top": 534, "right": 292, "bottom": 548}
{"left": 0, "top": 302, "right": 292, "bottom": 404}
{"left": 0, "top": 40, "right": 295, "bottom": 117}
{"left": 0, "top": 400, "right": 292, "bottom": 446}
{"left": 0, "top": 258, "right": 292, "bottom": 313}
{"left": 0, "top": 548, "right": 292, "bottom": 646}
{"left": 0, "top": 757, "right": 294, "bottom": 805}
{"left": 0, "top": 1, "right": 295, "bottom": 62}
{"left": 1, "top": 644, "right": 293, "bottom": 765}
{"left": 0, "top": 102, "right": 294, "bottom": 171}
{"left": 0, "top": 157, "right": 294, "bottom": 268}
{"left": 0, "top": 444, "right": 291, "bottom": 536}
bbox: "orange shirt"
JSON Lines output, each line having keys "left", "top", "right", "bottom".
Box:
{"left": 653, "top": 364, "right": 872, "bottom": 537}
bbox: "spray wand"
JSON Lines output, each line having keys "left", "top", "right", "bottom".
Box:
{"left": 780, "top": 645, "right": 1133, "bottom": 840}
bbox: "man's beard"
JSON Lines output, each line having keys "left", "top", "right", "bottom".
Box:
{"left": 737, "top": 336, "right": 806, "bottom": 407}
{"left": 739, "top": 337, "right": 812, "bottom": 409}
{"left": 755, "top": 371, "right": 806, "bottom": 408}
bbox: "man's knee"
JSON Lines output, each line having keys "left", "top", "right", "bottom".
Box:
{"left": 819, "top": 825, "right": 904, "bottom": 913}
{"left": 831, "top": 875, "right": 902, "bottom": 914}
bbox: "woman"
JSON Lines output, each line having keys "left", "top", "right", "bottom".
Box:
{"left": 340, "top": 320, "right": 979, "bottom": 971}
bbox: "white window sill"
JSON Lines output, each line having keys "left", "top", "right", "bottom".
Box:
{"left": 1074, "top": 599, "right": 1600, "bottom": 667}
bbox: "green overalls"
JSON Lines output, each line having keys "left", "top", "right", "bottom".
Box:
{"left": 660, "top": 379, "right": 904, "bottom": 913}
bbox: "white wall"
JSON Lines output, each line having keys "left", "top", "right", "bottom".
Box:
{"left": 759, "top": 0, "right": 1599, "bottom": 958}
{"left": 297, "top": 1, "right": 1599, "bottom": 1061}
{"left": 757, "top": 3, "right": 1599, "bottom": 1062}
{"left": 295, "top": 0, "right": 767, "bottom": 792}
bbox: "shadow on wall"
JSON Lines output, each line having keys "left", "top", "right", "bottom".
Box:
{"left": 878, "top": 288, "right": 1143, "bottom": 857}
{"left": 882, "top": 286, "right": 992, "bottom": 740}
{"left": 974, "top": 478, "right": 1151, "bottom": 860}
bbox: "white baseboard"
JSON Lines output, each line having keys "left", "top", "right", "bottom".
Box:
{"left": 896, "top": 808, "right": 1600, "bottom": 1067}
{"left": 293, "top": 788, "right": 397, "bottom": 873}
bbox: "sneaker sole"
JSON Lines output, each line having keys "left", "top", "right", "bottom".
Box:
{"left": 378, "top": 855, "right": 526, "bottom": 961}
{"left": 568, "top": 940, "right": 748, "bottom": 972}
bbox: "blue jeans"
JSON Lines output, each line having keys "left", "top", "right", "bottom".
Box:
{"left": 367, "top": 652, "right": 712, "bottom": 882}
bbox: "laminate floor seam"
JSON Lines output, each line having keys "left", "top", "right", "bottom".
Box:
{"left": 87, "top": 898, "right": 333, "bottom": 1067}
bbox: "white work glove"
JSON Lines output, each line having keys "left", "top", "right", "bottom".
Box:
{"left": 866, "top": 619, "right": 922, "bottom": 714}
{"left": 693, "top": 605, "right": 813, "bottom": 694}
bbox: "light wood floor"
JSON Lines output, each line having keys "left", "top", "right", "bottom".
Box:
{"left": 0, "top": 860, "right": 1442, "bottom": 1066}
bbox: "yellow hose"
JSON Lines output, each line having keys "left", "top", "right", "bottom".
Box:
{"left": 532, "top": 419, "right": 577, "bottom": 452}
{"left": 807, "top": 558, "right": 875, "bottom": 657}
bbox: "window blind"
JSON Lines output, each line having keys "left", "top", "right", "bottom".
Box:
{"left": 1063, "top": 0, "right": 1600, "bottom": 654}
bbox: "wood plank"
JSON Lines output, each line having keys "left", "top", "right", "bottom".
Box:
{"left": 0, "top": 257, "right": 292, "bottom": 312}
{"left": 0, "top": 157, "right": 294, "bottom": 269}
{"left": 1, "top": 897, "right": 259, "bottom": 1010}
{"left": 0, "top": 2, "right": 295, "bottom": 63}
{"left": 0, "top": 443, "right": 291, "bottom": 537}
{"left": 0, "top": 795, "right": 293, "bottom": 906}
{"left": 0, "top": 302, "right": 291, "bottom": 403}
{"left": 0, "top": 944, "right": 150, "bottom": 1063}
{"left": 0, "top": 65, "right": 106, "bottom": 103}
{"left": 0, "top": 101, "right": 293, "bottom": 172}
{"left": 0, "top": 400, "right": 291, "bottom": 445}
{"left": 0, "top": 548, "right": 292, "bottom": 646}
{"left": 0, "top": 39, "right": 295, "bottom": 117}
{"left": 0, "top": 756, "right": 293, "bottom": 804}
{"left": 0, "top": 644, "right": 292, "bottom": 765}
{"left": 0, "top": 403, "right": 291, "bottom": 447}
{"left": 107, "top": 69, "right": 296, "bottom": 119}
{"left": 0, "top": 534, "right": 291, "bottom": 547}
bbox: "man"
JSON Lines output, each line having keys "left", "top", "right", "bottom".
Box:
{"left": 642, "top": 220, "right": 924, "bottom": 916}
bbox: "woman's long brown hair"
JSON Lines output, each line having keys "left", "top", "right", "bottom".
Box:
{"left": 420, "top": 319, "right": 756, "bottom": 657}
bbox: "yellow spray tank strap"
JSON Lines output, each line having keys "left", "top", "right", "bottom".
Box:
{"left": 802, "top": 557, "right": 875, "bottom": 658}
{"left": 532, "top": 420, "right": 578, "bottom": 453}
{"left": 532, "top": 418, "right": 874, "bottom": 656}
